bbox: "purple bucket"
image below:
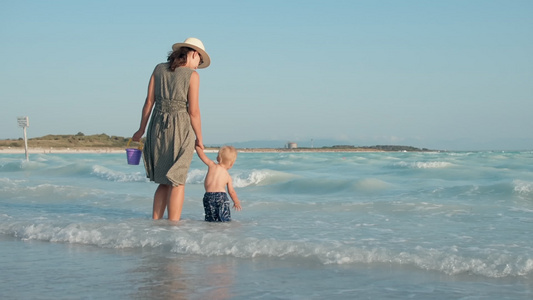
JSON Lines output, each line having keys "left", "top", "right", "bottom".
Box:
{"left": 126, "top": 138, "right": 144, "bottom": 165}
{"left": 126, "top": 148, "right": 142, "bottom": 165}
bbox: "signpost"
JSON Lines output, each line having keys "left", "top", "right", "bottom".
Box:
{"left": 17, "top": 116, "right": 29, "bottom": 161}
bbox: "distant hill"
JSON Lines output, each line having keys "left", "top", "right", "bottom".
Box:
{"left": 0, "top": 133, "right": 130, "bottom": 149}
{"left": 0, "top": 133, "right": 433, "bottom": 152}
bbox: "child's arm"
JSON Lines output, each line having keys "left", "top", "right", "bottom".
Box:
{"left": 226, "top": 177, "right": 242, "bottom": 211}
{"left": 195, "top": 145, "right": 216, "bottom": 167}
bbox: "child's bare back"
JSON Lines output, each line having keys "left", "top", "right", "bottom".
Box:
{"left": 204, "top": 163, "right": 232, "bottom": 193}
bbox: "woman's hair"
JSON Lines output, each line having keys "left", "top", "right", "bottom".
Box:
{"left": 218, "top": 146, "right": 237, "bottom": 164}
{"left": 167, "top": 47, "right": 195, "bottom": 71}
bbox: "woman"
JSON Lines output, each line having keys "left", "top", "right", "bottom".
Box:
{"left": 132, "top": 37, "right": 211, "bottom": 221}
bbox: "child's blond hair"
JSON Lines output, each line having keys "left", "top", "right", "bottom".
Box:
{"left": 218, "top": 146, "right": 237, "bottom": 165}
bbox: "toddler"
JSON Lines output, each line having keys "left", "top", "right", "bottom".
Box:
{"left": 195, "top": 145, "right": 242, "bottom": 221}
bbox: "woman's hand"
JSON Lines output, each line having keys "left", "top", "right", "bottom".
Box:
{"left": 132, "top": 130, "right": 144, "bottom": 142}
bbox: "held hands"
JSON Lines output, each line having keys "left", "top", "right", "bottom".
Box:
{"left": 195, "top": 138, "right": 204, "bottom": 150}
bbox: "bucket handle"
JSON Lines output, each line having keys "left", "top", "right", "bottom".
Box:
{"left": 127, "top": 138, "right": 144, "bottom": 150}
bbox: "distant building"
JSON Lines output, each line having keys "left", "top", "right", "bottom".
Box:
{"left": 287, "top": 142, "right": 297, "bottom": 149}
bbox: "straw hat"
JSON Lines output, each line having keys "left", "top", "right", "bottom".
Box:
{"left": 172, "top": 37, "right": 211, "bottom": 69}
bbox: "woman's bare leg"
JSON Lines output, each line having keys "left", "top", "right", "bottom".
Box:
{"left": 153, "top": 184, "right": 169, "bottom": 219}
{"left": 167, "top": 185, "right": 185, "bottom": 221}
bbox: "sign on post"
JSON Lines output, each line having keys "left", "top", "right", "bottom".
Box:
{"left": 17, "top": 116, "right": 29, "bottom": 128}
{"left": 17, "top": 116, "right": 30, "bottom": 161}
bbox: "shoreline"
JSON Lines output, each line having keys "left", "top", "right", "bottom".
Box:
{"left": 0, "top": 147, "right": 389, "bottom": 154}
{"left": 0, "top": 147, "right": 125, "bottom": 154}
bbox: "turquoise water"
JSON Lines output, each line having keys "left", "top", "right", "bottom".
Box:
{"left": 1, "top": 151, "right": 532, "bottom": 299}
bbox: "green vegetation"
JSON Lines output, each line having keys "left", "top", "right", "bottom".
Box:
{"left": 0, "top": 133, "right": 132, "bottom": 149}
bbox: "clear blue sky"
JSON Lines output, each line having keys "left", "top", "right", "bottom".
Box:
{"left": 1, "top": 0, "right": 531, "bottom": 150}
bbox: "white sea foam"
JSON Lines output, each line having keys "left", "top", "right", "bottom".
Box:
{"left": 232, "top": 169, "right": 297, "bottom": 188}
{"left": 2, "top": 218, "right": 531, "bottom": 278}
{"left": 91, "top": 165, "right": 146, "bottom": 182}
{"left": 513, "top": 180, "right": 533, "bottom": 198}
{"left": 395, "top": 161, "right": 453, "bottom": 169}
{"left": 186, "top": 168, "right": 206, "bottom": 184}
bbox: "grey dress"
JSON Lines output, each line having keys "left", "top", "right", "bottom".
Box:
{"left": 143, "top": 63, "right": 196, "bottom": 186}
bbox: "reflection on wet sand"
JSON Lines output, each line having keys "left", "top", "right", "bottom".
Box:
{"left": 201, "top": 261, "right": 235, "bottom": 299}
{"left": 129, "top": 252, "right": 235, "bottom": 300}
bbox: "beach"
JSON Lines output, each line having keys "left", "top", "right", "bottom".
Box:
{"left": 0, "top": 147, "right": 125, "bottom": 154}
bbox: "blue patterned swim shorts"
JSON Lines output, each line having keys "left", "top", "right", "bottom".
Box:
{"left": 203, "top": 192, "right": 231, "bottom": 222}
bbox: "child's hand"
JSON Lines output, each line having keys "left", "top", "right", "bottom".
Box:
{"left": 233, "top": 199, "right": 242, "bottom": 211}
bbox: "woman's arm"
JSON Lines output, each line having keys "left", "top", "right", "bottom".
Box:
{"left": 132, "top": 75, "right": 155, "bottom": 141}
{"left": 188, "top": 71, "right": 203, "bottom": 149}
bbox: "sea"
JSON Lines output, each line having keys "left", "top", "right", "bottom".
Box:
{"left": 0, "top": 150, "right": 532, "bottom": 299}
